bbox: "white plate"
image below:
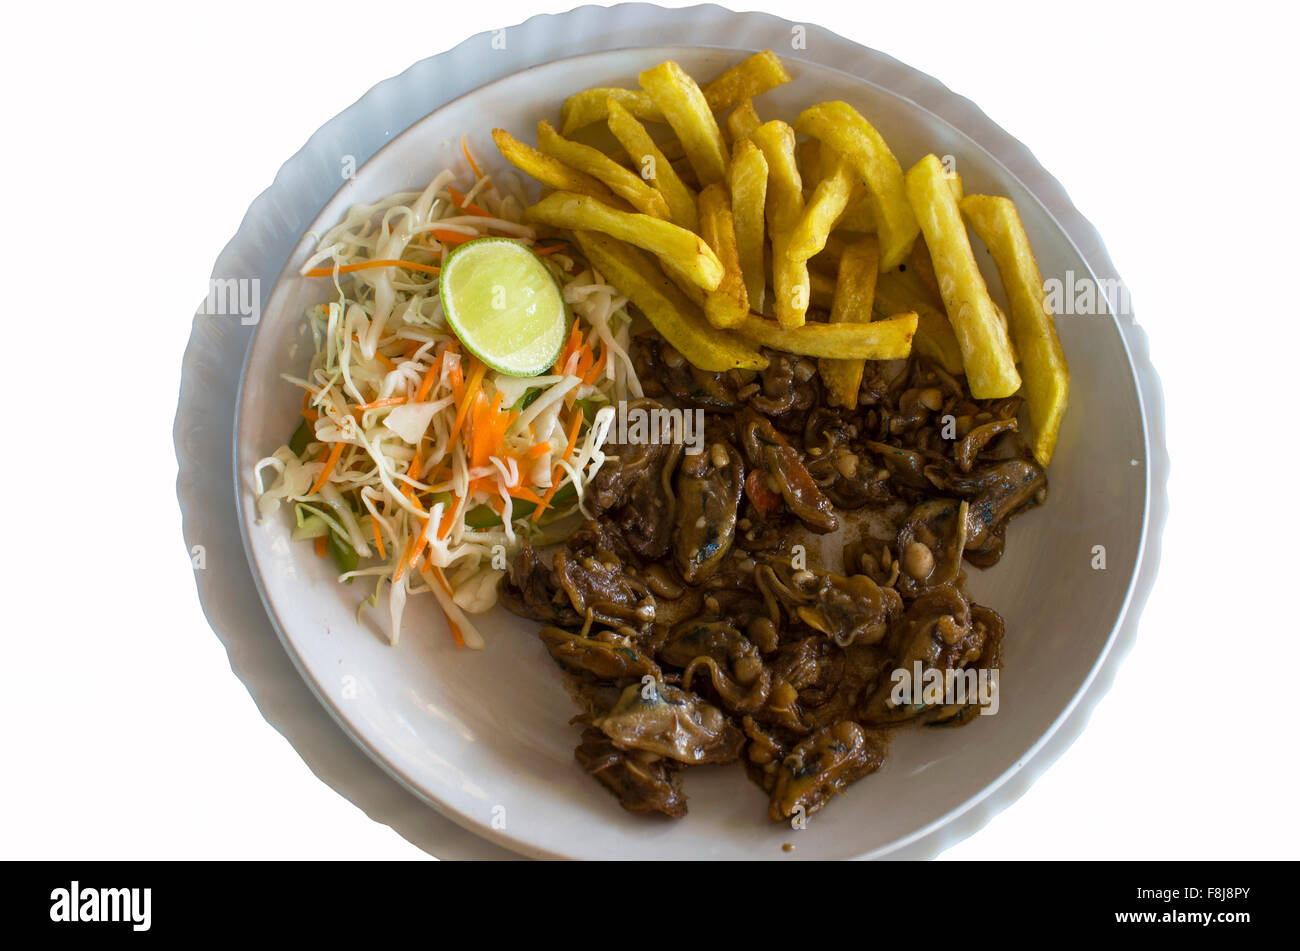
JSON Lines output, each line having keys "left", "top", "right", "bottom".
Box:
{"left": 183, "top": 4, "right": 1164, "bottom": 860}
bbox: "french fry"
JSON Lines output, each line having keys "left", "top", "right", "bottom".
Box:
{"left": 605, "top": 99, "right": 698, "bottom": 231}
{"left": 960, "top": 194, "right": 1069, "bottom": 465}
{"left": 639, "top": 61, "right": 729, "bottom": 187}
{"left": 727, "top": 138, "right": 768, "bottom": 313}
{"left": 797, "top": 137, "right": 824, "bottom": 193}
{"left": 725, "top": 99, "right": 762, "bottom": 143}
{"left": 536, "top": 120, "right": 669, "bottom": 219}
{"left": 795, "top": 101, "right": 919, "bottom": 270}
{"left": 561, "top": 88, "right": 661, "bottom": 137}
{"left": 819, "top": 236, "right": 880, "bottom": 407}
{"left": 492, "top": 128, "right": 627, "bottom": 208}
{"left": 738, "top": 311, "right": 917, "bottom": 360}
{"left": 702, "top": 50, "right": 792, "bottom": 114}
{"left": 571, "top": 231, "right": 768, "bottom": 372}
{"left": 907, "top": 237, "right": 945, "bottom": 307}
{"left": 750, "top": 120, "right": 809, "bottom": 328}
{"left": 671, "top": 157, "right": 700, "bottom": 190}
{"left": 874, "top": 269, "right": 964, "bottom": 375}
{"left": 809, "top": 267, "right": 835, "bottom": 310}
{"left": 697, "top": 184, "right": 749, "bottom": 328}
{"left": 561, "top": 51, "right": 792, "bottom": 135}
{"left": 608, "top": 138, "right": 687, "bottom": 166}
{"left": 946, "top": 169, "right": 965, "bottom": 203}
{"left": 789, "top": 157, "right": 857, "bottom": 261}
{"left": 838, "top": 197, "right": 876, "bottom": 233}
{"left": 660, "top": 260, "right": 708, "bottom": 308}
{"left": 905, "top": 154, "right": 1019, "bottom": 397}
{"left": 526, "top": 191, "right": 724, "bottom": 293}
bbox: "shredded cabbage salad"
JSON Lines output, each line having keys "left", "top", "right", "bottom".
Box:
{"left": 253, "top": 140, "right": 643, "bottom": 648}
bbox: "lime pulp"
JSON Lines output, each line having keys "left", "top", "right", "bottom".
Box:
{"left": 438, "top": 237, "right": 568, "bottom": 377}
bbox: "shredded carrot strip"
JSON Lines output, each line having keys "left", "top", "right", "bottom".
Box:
{"left": 432, "top": 566, "right": 466, "bottom": 648}
{"left": 562, "top": 409, "right": 584, "bottom": 461}
{"left": 447, "top": 358, "right": 486, "bottom": 447}
{"left": 406, "top": 514, "right": 432, "bottom": 570}
{"left": 462, "top": 136, "right": 483, "bottom": 179}
{"left": 301, "top": 391, "right": 319, "bottom": 423}
{"left": 582, "top": 342, "right": 608, "bottom": 385}
{"left": 507, "top": 485, "right": 544, "bottom": 504}
{"left": 304, "top": 259, "right": 440, "bottom": 277}
{"left": 574, "top": 343, "right": 594, "bottom": 381}
{"left": 374, "top": 351, "right": 397, "bottom": 372}
{"left": 353, "top": 397, "right": 406, "bottom": 413}
{"left": 415, "top": 352, "right": 445, "bottom": 402}
{"left": 437, "top": 504, "right": 459, "bottom": 540}
{"left": 522, "top": 441, "right": 551, "bottom": 460}
{"left": 534, "top": 242, "right": 566, "bottom": 256}
{"left": 447, "top": 185, "right": 490, "bottom": 218}
{"left": 308, "top": 441, "right": 346, "bottom": 494}
{"left": 393, "top": 497, "right": 427, "bottom": 584}
{"left": 400, "top": 445, "right": 423, "bottom": 501}
{"left": 552, "top": 324, "right": 583, "bottom": 374}
{"left": 469, "top": 391, "right": 514, "bottom": 470}
{"left": 370, "top": 514, "right": 386, "bottom": 561}
{"left": 433, "top": 229, "right": 476, "bottom": 248}
{"left": 393, "top": 539, "right": 413, "bottom": 584}
{"left": 471, "top": 393, "right": 493, "bottom": 468}
{"left": 314, "top": 535, "right": 328, "bottom": 557}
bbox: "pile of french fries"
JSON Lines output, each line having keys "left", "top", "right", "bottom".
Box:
{"left": 492, "top": 51, "right": 1069, "bottom": 464}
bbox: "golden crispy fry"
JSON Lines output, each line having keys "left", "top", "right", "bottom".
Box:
{"left": 671, "top": 157, "right": 700, "bottom": 189}
{"left": 660, "top": 260, "right": 708, "bottom": 308}
{"left": 561, "top": 88, "right": 661, "bottom": 137}
{"left": 491, "top": 128, "right": 627, "bottom": 208}
{"left": 605, "top": 100, "right": 698, "bottom": 231}
{"left": 795, "top": 101, "right": 918, "bottom": 270}
{"left": 526, "top": 191, "right": 723, "bottom": 293}
{"left": 905, "top": 154, "right": 1019, "bottom": 396}
{"left": 873, "top": 269, "right": 964, "bottom": 375}
{"left": 697, "top": 184, "right": 750, "bottom": 328}
{"left": 727, "top": 138, "right": 768, "bottom": 313}
{"left": 960, "top": 194, "right": 1069, "bottom": 464}
{"left": 907, "top": 237, "right": 945, "bottom": 307}
{"left": 608, "top": 137, "right": 687, "bottom": 166}
{"left": 789, "top": 157, "right": 857, "bottom": 261}
{"left": 738, "top": 311, "right": 917, "bottom": 360}
{"left": 703, "top": 50, "right": 792, "bottom": 114}
{"left": 809, "top": 267, "right": 835, "bottom": 310}
{"left": 819, "top": 236, "right": 880, "bottom": 407}
{"left": 797, "top": 137, "right": 823, "bottom": 194}
{"left": 571, "top": 231, "right": 768, "bottom": 372}
{"left": 725, "top": 99, "right": 762, "bottom": 143}
{"left": 750, "top": 120, "right": 809, "bottom": 328}
{"left": 639, "top": 61, "right": 729, "bottom": 187}
{"left": 946, "top": 169, "right": 964, "bottom": 203}
{"left": 561, "top": 51, "right": 792, "bottom": 136}
{"left": 838, "top": 197, "right": 875, "bottom": 233}
{"left": 536, "top": 120, "right": 669, "bottom": 219}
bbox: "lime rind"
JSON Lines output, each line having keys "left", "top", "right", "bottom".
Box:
{"left": 439, "top": 237, "right": 569, "bottom": 377}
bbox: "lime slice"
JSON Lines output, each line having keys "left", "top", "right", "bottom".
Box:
{"left": 439, "top": 237, "right": 568, "bottom": 376}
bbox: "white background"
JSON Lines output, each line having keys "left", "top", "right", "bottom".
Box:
{"left": 3, "top": 0, "right": 1296, "bottom": 860}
